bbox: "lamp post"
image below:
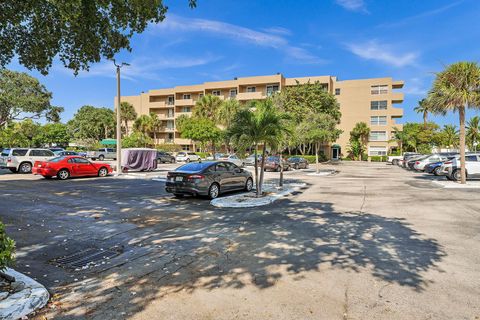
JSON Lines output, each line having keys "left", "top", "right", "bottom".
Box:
{"left": 113, "top": 60, "right": 129, "bottom": 175}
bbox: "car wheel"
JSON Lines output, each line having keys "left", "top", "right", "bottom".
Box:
{"left": 294, "top": 164, "right": 299, "bottom": 170}
{"left": 171, "top": 158, "right": 175, "bottom": 163}
{"left": 208, "top": 183, "right": 220, "bottom": 199}
{"left": 452, "top": 169, "right": 462, "bottom": 181}
{"left": 57, "top": 169, "right": 70, "bottom": 180}
{"left": 173, "top": 193, "right": 184, "bottom": 198}
{"left": 98, "top": 155, "right": 105, "bottom": 161}
{"left": 19, "top": 162, "right": 32, "bottom": 174}
{"left": 392, "top": 159, "right": 398, "bottom": 165}
{"left": 98, "top": 167, "right": 108, "bottom": 177}
{"left": 245, "top": 178, "right": 253, "bottom": 191}
{"left": 91, "top": 158, "right": 97, "bottom": 161}
{"left": 433, "top": 167, "right": 442, "bottom": 176}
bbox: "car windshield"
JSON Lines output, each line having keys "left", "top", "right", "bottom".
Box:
{"left": 1, "top": 149, "right": 10, "bottom": 157}
{"left": 176, "top": 162, "right": 212, "bottom": 172}
{"left": 48, "top": 157, "right": 66, "bottom": 163}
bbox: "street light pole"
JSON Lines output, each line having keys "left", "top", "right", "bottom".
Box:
{"left": 113, "top": 60, "right": 129, "bottom": 175}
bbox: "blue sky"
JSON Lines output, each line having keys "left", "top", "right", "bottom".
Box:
{"left": 9, "top": 0, "right": 480, "bottom": 126}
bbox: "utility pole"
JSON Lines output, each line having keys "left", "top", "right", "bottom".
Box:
{"left": 113, "top": 60, "right": 129, "bottom": 175}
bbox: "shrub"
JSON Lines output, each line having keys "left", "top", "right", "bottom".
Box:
{"left": 0, "top": 221, "right": 15, "bottom": 271}
{"left": 370, "top": 156, "right": 387, "bottom": 162}
{"left": 195, "top": 152, "right": 210, "bottom": 159}
{"left": 156, "top": 144, "right": 183, "bottom": 153}
{"left": 288, "top": 154, "right": 327, "bottom": 164}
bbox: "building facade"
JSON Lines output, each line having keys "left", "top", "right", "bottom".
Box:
{"left": 119, "top": 74, "right": 403, "bottom": 159}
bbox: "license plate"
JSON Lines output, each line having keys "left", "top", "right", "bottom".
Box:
{"left": 175, "top": 176, "right": 183, "bottom": 182}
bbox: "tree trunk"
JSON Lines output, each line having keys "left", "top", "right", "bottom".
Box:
{"left": 460, "top": 106, "right": 467, "bottom": 184}
{"left": 254, "top": 144, "right": 259, "bottom": 196}
{"left": 423, "top": 112, "right": 428, "bottom": 128}
{"left": 153, "top": 131, "right": 157, "bottom": 147}
{"left": 315, "top": 142, "right": 320, "bottom": 174}
{"left": 258, "top": 142, "right": 267, "bottom": 197}
{"left": 124, "top": 120, "right": 129, "bottom": 136}
{"left": 279, "top": 153, "right": 284, "bottom": 187}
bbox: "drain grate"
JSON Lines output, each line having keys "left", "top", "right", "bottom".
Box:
{"left": 52, "top": 247, "right": 122, "bottom": 271}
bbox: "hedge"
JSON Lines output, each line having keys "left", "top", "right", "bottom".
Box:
{"left": 370, "top": 156, "right": 387, "bottom": 162}
{"left": 0, "top": 221, "right": 15, "bottom": 271}
{"left": 288, "top": 154, "right": 328, "bottom": 164}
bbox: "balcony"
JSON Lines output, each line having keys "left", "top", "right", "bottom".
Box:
{"left": 176, "top": 112, "right": 192, "bottom": 118}
{"left": 175, "top": 138, "right": 192, "bottom": 145}
{"left": 175, "top": 99, "right": 194, "bottom": 106}
{"left": 236, "top": 92, "right": 266, "bottom": 101}
{"left": 156, "top": 113, "right": 175, "bottom": 120}
{"left": 391, "top": 92, "right": 404, "bottom": 103}
{"left": 149, "top": 101, "right": 166, "bottom": 108}
{"left": 390, "top": 107, "right": 403, "bottom": 118}
{"left": 155, "top": 138, "right": 174, "bottom": 144}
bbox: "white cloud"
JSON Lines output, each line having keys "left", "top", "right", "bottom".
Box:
{"left": 346, "top": 40, "right": 418, "bottom": 67}
{"left": 153, "top": 15, "right": 324, "bottom": 64}
{"left": 335, "top": 0, "right": 367, "bottom": 12}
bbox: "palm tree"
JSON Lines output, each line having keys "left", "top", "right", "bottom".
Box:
{"left": 428, "top": 61, "right": 480, "bottom": 184}
{"left": 193, "top": 94, "right": 223, "bottom": 119}
{"left": 390, "top": 127, "right": 407, "bottom": 154}
{"left": 217, "top": 99, "right": 241, "bottom": 153}
{"left": 149, "top": 113, "right": 163, "bottom": 146}
{"left": 414, "top": 99, "right": 430, "bottom": 128}
{"left": 441, "top": 124, "right": 459, "bottom": 149}
{"left": 133, "top": 114, "right": 153, "bottom": 141}
{"left": 466, "top": 116, "right": 480, "bottom": 151}
{"left": 350, "top": 122, "right": 370, "bottom": 160}
{"left": 120, "top": 102, "right": 137, "bottom": 136}
{"left": 228, "top": 99, "right": 289, "bottom": 196}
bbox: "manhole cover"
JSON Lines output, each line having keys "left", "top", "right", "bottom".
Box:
{"left": 52, "top": 247, "right": 122, "bottom": 271}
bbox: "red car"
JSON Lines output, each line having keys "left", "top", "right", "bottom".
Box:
{"left": 32, "top": 156, "right": 113, "bottom": 180}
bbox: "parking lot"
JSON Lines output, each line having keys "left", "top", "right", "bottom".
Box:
{"left": 0, "top": 162, "right": 479, "bottom": 319}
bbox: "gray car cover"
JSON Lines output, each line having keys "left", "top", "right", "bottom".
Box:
{"left": 121, "top": 148, "right": 158, "bottom": 171}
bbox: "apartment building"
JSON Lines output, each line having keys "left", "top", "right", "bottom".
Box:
{"left": 119, "top": 74, "right": 403, "bottom": 159}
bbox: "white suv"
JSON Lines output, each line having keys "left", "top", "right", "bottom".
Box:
{"left": 175, "top": 152, "right": 200, "bottom": 163}
{"left": 446, "top": 154, "right": 480, "bottom": 181}
{"left": 0, "top": 148, "right": 56, "bottom": 173}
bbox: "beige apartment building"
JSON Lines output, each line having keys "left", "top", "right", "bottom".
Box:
{"left": 119, "top": 74, "right": 403, "bottom": 159}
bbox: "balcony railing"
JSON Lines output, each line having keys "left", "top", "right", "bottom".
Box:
{"left": 391, "top": 92, "right": 404, "bottom": 103}
{"left": 236, "top": 92, "right": 266, "bottom": 100}
{"left": 175, "top": 99, "right": 194, "bottom": 106}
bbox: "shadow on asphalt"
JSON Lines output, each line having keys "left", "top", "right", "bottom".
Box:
{"left": 24, "top": 197, "right": 447, "bottom": 318}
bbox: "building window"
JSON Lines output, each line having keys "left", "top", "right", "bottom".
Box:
{"left": 369, "top": 131, "right": 387, "bottom": 141}
{"left": 229, "top": 89, "right": 237, "bottom": 98}
{"left": 167, "top": 109, "right": 174, "bottom": 118}
{"left": 212, "top": 90, "right": 221, "bottom": 96}
{"left": 335, "top": 88, "right": 341, "bottom": 95}
{"left": 266, "top": 84, "right": 279, "bottom": 96}
{"left": 371, "top": 85, "right": 388, "bottom": 95}
{"left": 182, "top": 94, "right": 191, "bottom": 99}
{"left": 167, "top": 133, "right": 174, "bottom": 143}
{"left": 182, "top": 107, "right": 191, "bottom": 113}
{"left": 371, "top": 100, "right": 388, "bottom": 110}
{"left": 166, "top": 120, "right": 174, "bottom": 129}
{"left": 182, "top": 145, "right": 190, "bottom": 151}
{"left": 247, "top": 86, "right": 256, "bottom": 93}
{"left": 199, "top": 93, "right": 204, "bottom": 98}
{"left": 369, "top": 146, "right": 387, "bottom": 156}
{"left": 167, "top": 96, "right": 175, "bottom": 105}
{"left": 370, "top": 116, "right": 387, "bottom": 125}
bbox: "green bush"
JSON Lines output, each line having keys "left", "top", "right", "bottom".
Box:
{"left": 370, "top": 156, "right": 387, "bottom": 162}
{"left": 156, "top": 144, "right": 183, "bottom": 153}
{"left": 0, "top": 221, "right": 15, "bottom": 271}
{"left": 195, "top": 152, "right": 211, "bottom": 159}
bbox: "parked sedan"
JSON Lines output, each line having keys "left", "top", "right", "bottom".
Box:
{"left": 32, "top": 156, "right": 113, "bottom": 180}
{"left": 217, "top": 154, "right": 245, "bottom": 167}
{"left": 157, "top": 151, "right": 175, "bottom": 163}
{"left": 446, "top": 153, "right": 480, "bottom": 181}
{"left": 413, "top": 154, "right": 451, "bottom": 171}
{"left": 175, "top": 152, "right": 200, "bottom": 163}
{"left": 165, "top": 161, "right": 253, "bottom": 199}
{"left": 245, "top": 154, "right": 262, "bottom": 166}
{"left": 264, "top": 156, "right": 291, "bottom": 172}
{"left": 287, "top": 157, "right": 309, "bottom": 169}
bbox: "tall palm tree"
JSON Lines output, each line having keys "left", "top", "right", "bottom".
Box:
{"left": 390, "top": 127, "right": 407, "bottom": 154}
{"left": 441, "top": 124, "right": 459, "bottom": 149}
{"left": 193, "top": 94, "right": 223, "bottom": 119}
{"left": 228, "top": 99, "right": 289, "bottom": 196}
{"left": 120, "top": 102, "right": 137, "bottom": 136}
{"left": 133, "top": 114, "right": 153, "bottom": 138}
{"left": 414, "top": 99, "right": 430, "bottom": 128}
{"left": 350, "top": 122, "right": 370, "bottom": 160}
{"left": 428, "top": 61, "right": 480, "bottom": 184}
{"left": 466, "top": 116, "right": 480, "bottom": 151}
{"left": 149, "top": 113, "right": 163, "bottom": 146}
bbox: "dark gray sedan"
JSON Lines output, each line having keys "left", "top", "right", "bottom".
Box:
{"left": 165, "top": 161, "right": 253, "bottom": 199}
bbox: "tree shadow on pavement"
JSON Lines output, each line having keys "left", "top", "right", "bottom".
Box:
{"left": 32, "top": 198, "right": 446, "bottom": 319}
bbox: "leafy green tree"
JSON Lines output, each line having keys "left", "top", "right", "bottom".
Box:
{"left": 37, "top": 123, "right": 70, "bottom": 147}
{"left": 414, "top": 99, "right": 431, "bottom": 128}
{"left": 133, "top": 114, "right": 153, "bottom": 136}
{"left": 149, "top": 113, "right": 163, "bottom": 145}
{"left": 0, "top": 124, "right": 28, "bottom": 147}
{"left": 176, "top": 115, "right": 222, "bottom": 154}
{"left": 122, "top": 131, "right": 153, "bottom": 148}
{"left": 390, "top": 127, "right": 408, "bottom": 154}
{"left": 348, "top": 122, "right": 370, "bottom": 160}
{"left": 217, "top": 99, "right": 242, "bottom": 152}
{"left": 228, "top": 99, "right": 289, "bottom": 196}
{"left": 428, "top": 61, "right": 480, "bottom": 184}
{"left": 0, "top": 69, "right": 61, "bottom": 127}
{"left": 0, "top": 220, "right": 15, "bottom": 271}
{"left": 466, "top": 116, "right": 480, "bottom": 151}
{"left": 120, "top": 102, "right": 137, "bottom": 136}
{"left": 0, "top": 1, "right": 197, "bottom": 74}
{"left": 193, "top": 95, "right": 223, "bottom": 119}
{"left": 440, "top": 125, "right": 459, "bottom": 149}
{"left": 67, "top": 105, "right": 115, "bottom": 141}
{"left": 300, "top": 114, "right": 342, "bottom": 173}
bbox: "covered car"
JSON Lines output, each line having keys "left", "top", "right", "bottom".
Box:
{"left": 121, "top": 148, "right": 158, "bottom": 171}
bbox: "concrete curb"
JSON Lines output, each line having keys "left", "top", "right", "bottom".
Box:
{"left": 0, "top": 268, "right": 49, "bottom": 320}
{"left": 305, "top": 170, "right": 337, "bottom": 176}
{"left": 211, "top": 183, "right": 307, "bottom": 208}
{"left": 432, "top": 180, "right": 480, "bottom": 189}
